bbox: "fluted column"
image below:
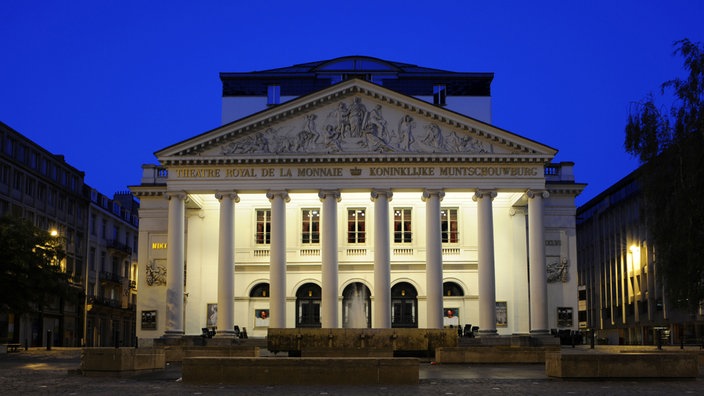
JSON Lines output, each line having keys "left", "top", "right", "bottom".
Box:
{"left": 371, "top": 189, "right": 392, "bottom": 328}
{"left": 319, "top": 190, "right": 341, "bottom": 328}
{"left": 215, "top": 191, "right": 239, "bottom": 337}
{"left": 527, "top": 189, "right": 549, "bottom": 334}
{"left": 423, "top": 189, "right": 445, "bottom": 329}
{"left": 267, "top": 190, "right": 290, "bottom": 328}
{"left": 164, "top": 192, "right": 186, "bottom": 337}
{"left": 473, "top": 189, "right": 497, "bottom": 335}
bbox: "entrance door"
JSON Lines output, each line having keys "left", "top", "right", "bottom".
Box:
{"left": 296, "top": 283, "right": 321, "bottom": 328}
{"left": 391, "top": 282, "right": 418, "bottom": 328}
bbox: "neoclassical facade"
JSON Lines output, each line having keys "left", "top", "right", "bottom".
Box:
{"left": 132, "top": 61, "right": 584, "bottom": 340}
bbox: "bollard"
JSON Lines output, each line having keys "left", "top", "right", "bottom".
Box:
{"left": 657, "top": 329, "right": 662, "bottom": 350}
{"left": 590, "top": 330, "right": 595, "bottom": 349}
{"left": 47, "top": 330, "right": 52, "bottom": 351}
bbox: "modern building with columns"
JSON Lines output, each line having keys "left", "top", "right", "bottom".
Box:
{"left": 131, "top": 56, "right": 584, "bottom": 340}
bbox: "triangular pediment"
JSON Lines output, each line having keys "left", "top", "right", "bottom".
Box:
{"left": 155, "top": 79, "right": 556, "bottom": 164}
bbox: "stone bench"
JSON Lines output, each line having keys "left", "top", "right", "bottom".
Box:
{"left": 80, "top": 348, "right": 165, "bottom": 376}
{"left": 435, "top": 346, "right": 558, "bottom": 364}
{"left": 545, "top": 351, "right": 699, "bottom": 378}
{"left": 182, "top": 357, "right": 419, "bottom": 385}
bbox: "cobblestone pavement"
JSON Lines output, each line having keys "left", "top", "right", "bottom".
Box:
{"left": 1, "top": 348, "right": 702, "bottom": 395}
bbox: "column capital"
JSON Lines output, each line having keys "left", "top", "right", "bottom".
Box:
{"left": 509, "top": 207, "right": 527, "bottom": 217}
{"left": 370, "top": 189, "right": 393, "bottom": 202}
{"left": 472, "top": 189, "right": 497, "bottom": 202}
{"left": 215, "top": 191, "right": 240, "bottom": 203}
{"left": 318, "top": 189, "right": 341, "bottom": 202}
{"left": 526, "top": 189, "right": 550, "bottom": 199}
{"left": 266, "top": 190, "right": 290, "bottom": 203}
{"left": 421, "top": 189, "right": 445, "bottom": 202}
{"left": 165, "top": 191, "right": 187, "bottom": 201}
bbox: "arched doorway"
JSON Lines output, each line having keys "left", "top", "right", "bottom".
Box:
{"left": 295, "top": 283, "right": 321, "bottom": 328}
{"left": 391, "top": 282, "right": 418, "bottom": 328}
{"left": 342, "top": 283, "right": 371, "bottom": 328}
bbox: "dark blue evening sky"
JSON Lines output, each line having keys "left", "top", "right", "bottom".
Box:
{"left": 2, "top": 1, "right": 702, "bottom": 206}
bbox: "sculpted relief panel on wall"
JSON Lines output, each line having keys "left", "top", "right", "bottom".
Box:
{"left": 220, "top": 97, "right": 493, "bottom": 156}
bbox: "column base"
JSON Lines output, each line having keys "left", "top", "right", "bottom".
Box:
{"left": 530, "top": 329, "right": 550, "bottom": 336}
{"left": 215, "top": 330, "right": 237, "bottom": 338}
{"left": 477, "top": 329, "right": 498, "bottom": 337}
{"left": 162, "top": 331, "right": 185, "bottom": 338}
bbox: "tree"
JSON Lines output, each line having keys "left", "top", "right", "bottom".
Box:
{"left": 0, "top": 215, "right": 79, "bottom": 315}
{"left": 624, "top": 39, "right": 704, "bottom": 310}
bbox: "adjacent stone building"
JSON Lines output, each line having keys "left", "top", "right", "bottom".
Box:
{"left": 577, "top": 168, "right": 704, "bottom": 345}
{"left": 0, "top": 121, "right": 139, "bottom": 347}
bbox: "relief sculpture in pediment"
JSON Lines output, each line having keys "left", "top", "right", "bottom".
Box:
{"left": 221, "top": 97, "right": 491, "bottom": 156}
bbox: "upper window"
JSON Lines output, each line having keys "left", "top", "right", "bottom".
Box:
{"left": 394, "top": 208, "right": 412, "bottom": 243}
{"left": 347, "top": 208, "right": 366, "bottom": 244}
{"left": 256, "top": 209, "right": 271, "bottom": 244}
{"left": 301, "top": 208, "right": 320, "bottom": 244}
{"left": 433, "top": 85, "right": 447, "bottom": 106}
{"left": 441, "top": 208, "right": 459, "bottom": 243}
{"left": 267, "top": 85, "right": 280, "bottom": 105}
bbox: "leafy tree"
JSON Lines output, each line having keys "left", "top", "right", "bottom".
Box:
{"left": 0, "top": 215, "right": 79, "bottom": 314}
{"left": 624, "top": 39, "right": 704, "bottom": 310}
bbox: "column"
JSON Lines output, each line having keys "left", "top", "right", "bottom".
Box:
{"left": 371, "top": 189, "right": 392, "bottom": 328}
{"left": 423, "top": 189, "right": 445, "bottom": 329}
{"left": 267, "top": 191, "right": 289, "bottom": 328}
{"left": 215, "top": 191, "right": 238, "bottom": 337}
{"left": 164, "top": 192, "right": 186, "bottom": 337}
{"left": 527, "top": 189, "right": 549, "bottom": 334}
{"left": 319, "top": 190, "right": 341, "bottom": 328}
{"left": 473, "top": 189, "right": 497, "bottom": 335}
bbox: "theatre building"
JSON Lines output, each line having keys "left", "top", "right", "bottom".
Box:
{"left": 131, "top": 57, "right": 584, "bottom": 341}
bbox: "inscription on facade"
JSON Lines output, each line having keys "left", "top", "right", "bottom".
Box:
{"left": 170, "top": 165, "right": 541, "bottom": 180}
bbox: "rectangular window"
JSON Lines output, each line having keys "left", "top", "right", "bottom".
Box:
{"left": 433, "top": 84, "right": 447, "bottom": 106}
{"left": 256, "top": 209, "right": 271, "bottom": 244}
{"left": 267, "top": 85, "right": 280, "bottom": 105}
{"left": 301, "top": 208, "right": 320, "bottom": 244}
{"left": 347, "top": 208, "right": 366, "bottom": 244}
{"left": 394, "top": 208, "right": 412, "bottom": 243}
{"left": 89, "top": 247, "right": 96, "bottom": 271}
{"left": 441, "top": 208, "right": 459, "bottom": 243}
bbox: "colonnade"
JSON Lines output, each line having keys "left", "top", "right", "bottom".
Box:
{"left": 163, "top": 188, "right": 549, "bottom": 337}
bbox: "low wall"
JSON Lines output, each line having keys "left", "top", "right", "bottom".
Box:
{"left": 267, "top": 328, "right": 457, "bottom": 354}
{"left": 435, "top": 346, "right": 558, "bottom": 364}
{"left": 183, "top": 346, "right": 260, "bottom": 358}
{"left": 182, "top": 357, "right": 419, "bottom": 385}
{"left": 545, "top": 351, "right": 699, "bottom": 378}
{"left": 80, "top": 348, "right": 165, "bottom": 376}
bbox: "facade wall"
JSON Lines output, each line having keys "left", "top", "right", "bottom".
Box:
{"left": 135, "top": 164, "right": 581, "bottom": 340}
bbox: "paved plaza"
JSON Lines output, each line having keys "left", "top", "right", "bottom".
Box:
{"left": 0, "top": 347, "right": 702, "bottom": 395}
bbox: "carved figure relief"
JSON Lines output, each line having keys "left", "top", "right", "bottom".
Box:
{"left": 219, "top": 97, "right": 490, "bottom": 155}
{"left": 547, "top": 258, "right": 569, "bottom": 283}
{"left": 146, "top": 260, "right": 167, "bottom": 286}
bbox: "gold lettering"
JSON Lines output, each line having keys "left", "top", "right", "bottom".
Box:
{"left": 151, "top": 242, "right": 167, "bottom": 250}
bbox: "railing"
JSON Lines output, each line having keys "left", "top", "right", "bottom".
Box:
{"left": 88, "top": 296, "right": 121, "bottom": 308}
{"left": 106, "top": 239, "right": 132, "bottom": 255}
{"left": 99, "top": 271, "right": 122, "bottom": 284}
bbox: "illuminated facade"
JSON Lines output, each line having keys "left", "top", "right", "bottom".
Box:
{"left": 577, "top": 169, "right": 704, "bottom": 344}
{"left": 131, "top": 57, "right": 584, "bottom": 340}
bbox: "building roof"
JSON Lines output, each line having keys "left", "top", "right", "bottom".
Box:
{"left": 220, "top": 56, "right": 494, "bottom": 97}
